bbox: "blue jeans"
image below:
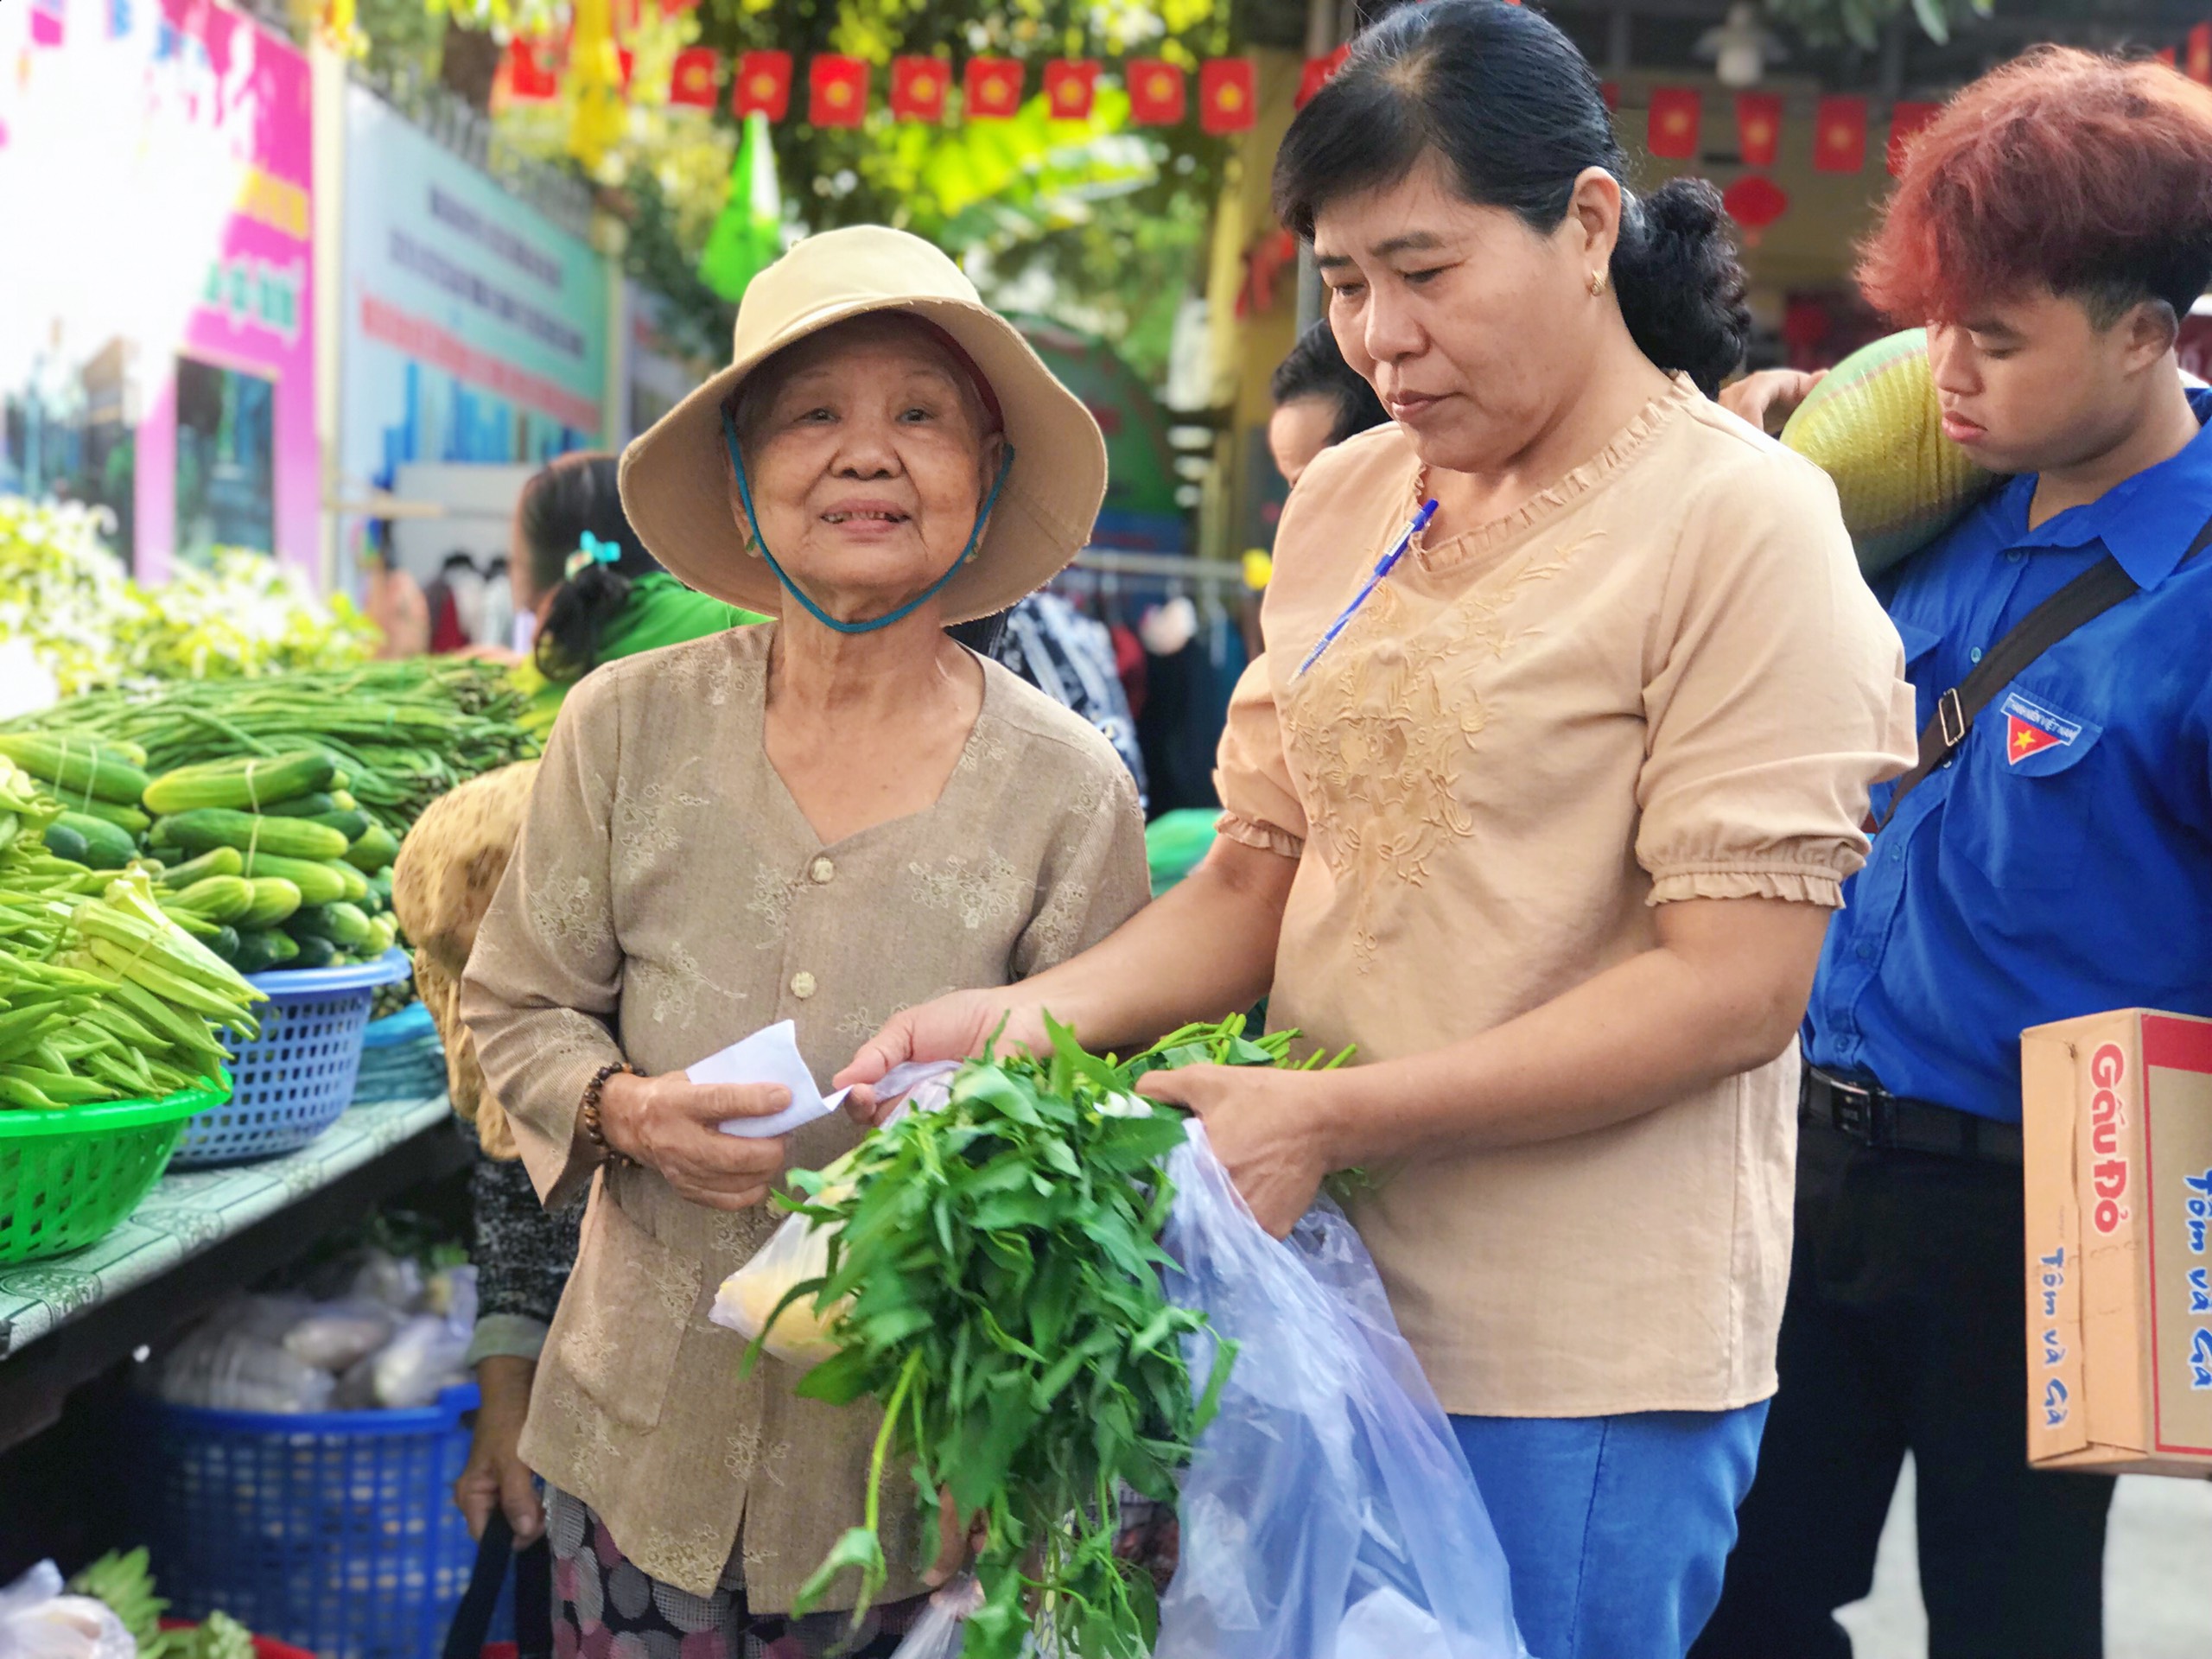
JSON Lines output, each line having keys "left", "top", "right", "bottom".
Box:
{"left": 1452, "top": 1403, "right": 1769, "bottom": 1659}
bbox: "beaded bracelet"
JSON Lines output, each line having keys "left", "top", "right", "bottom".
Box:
{"left": 579, "top": 1060, "right": 638, "bottom": 1166}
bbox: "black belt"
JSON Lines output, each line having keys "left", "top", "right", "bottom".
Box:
{"left": 1801, "top": 1067, "right": 2022, "bottom": 1165}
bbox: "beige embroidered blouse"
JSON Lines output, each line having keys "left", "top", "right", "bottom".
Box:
{"left": 460, "top": 626, "right": 1149, "bottom": 1605}
{"left": 1217, "top": 378, "right": 1917, "bottom": 1418}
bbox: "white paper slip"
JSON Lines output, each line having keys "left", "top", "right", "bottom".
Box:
{"left": 690, "top": 1020, "right": 852, "bottom": 1138}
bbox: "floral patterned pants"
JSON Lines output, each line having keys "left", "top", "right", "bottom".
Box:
{"left": 545, "top": 1488, "right": 926, "bottom": 1659}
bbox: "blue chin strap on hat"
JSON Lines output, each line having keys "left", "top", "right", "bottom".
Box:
{"left": 721, "top": 408, "right": 1014, "bottom": 636}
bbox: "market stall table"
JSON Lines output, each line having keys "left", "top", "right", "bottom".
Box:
{"left": 0, "top": 1093, "right": 467, "bottom": 1452}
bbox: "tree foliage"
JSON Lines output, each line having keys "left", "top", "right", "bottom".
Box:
{"left": 361, "top": 2, "right": 1233, "bottom": 385}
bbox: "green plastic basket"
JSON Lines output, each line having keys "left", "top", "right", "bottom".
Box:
{"left": 0, "top": 1077, "right": 229, "bottom": 1264}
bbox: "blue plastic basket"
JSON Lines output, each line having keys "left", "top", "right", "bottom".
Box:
{"left": 174, "top": 950, "right": 414, "bottom": 1167}
{"left": 354, "top": 1003, "right": 448, "bottom": 1104}
{"left": 134, "top": 1382, "right": 485, "bottom": 1659}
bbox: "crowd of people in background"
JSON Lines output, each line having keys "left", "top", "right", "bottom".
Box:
{"left": 384, "top": 7, "right": 2212, "bottom": 1656}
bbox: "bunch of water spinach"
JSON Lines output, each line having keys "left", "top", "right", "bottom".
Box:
{"left": 748, "top": 1014, "right": 1347, "bottom": 1659}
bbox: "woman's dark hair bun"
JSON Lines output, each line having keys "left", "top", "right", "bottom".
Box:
{"left": 1613, "top": 178, "right": 1751, "bottom": 397}
{"left": 518, "top": 454, "right": 659, "bottom": 684}
{"left": 1274, "top": 0, "right": 1751, "bottom": 396}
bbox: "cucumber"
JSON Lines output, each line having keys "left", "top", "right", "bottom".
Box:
{"left": 153, "top": 847, "right": 245, "bottom": 887}
{"left": 72, "top": 798, "right": 152, "bottom": 836}
{"left": 236, "top": 877, "right": 303, "bottom": 930}
{"left": 343, "top": 823, "right": 401, "bottom": 874}
{"left": 290, "top": 902, "right": 372, "bottom": 949}
{"left": 257, "top": 792, "right": 339, "bottom": 820}
{"left": 330, "top": 790, "right": 358, "bottom": 812}
{"left": 288, "top": 933, "right": 340, "bottom": 970}
{"left": 0, "top": 733, "right": 149, "bottom": 804}
{"left": 143, "top": 751, "right": 335, "bottom": 815}
{"left": 233, "top": 850, "right": 349, "bottom": 906}
{"left": 306, "top": 808, "right": 373, "bottom": 842}
{"left": 365, "top": 915, "right": 399, "bottom": 955}
{"left": 54, "top": 811, "right": 137, "bottom": 869}
{"left": 205, "top": 925, "right": 241, "bottom": 965}
{"left": 231, "top": 930, "right": 294, "bottom": 975}
{"left": 41, "top": 823, "right": 90, "bottom": 864}
{"left": 150, "top": 809, "right": 351, "bottom": 862}
{"left": 170, "top": 874, "right": 256, "bottom": 924}
{"left": 321, "top": 858, "right": 369, "bottom": 904}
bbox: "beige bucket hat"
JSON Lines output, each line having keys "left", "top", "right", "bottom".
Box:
{"left": 619, "top": 225, "right": 1108, "bottom": 625}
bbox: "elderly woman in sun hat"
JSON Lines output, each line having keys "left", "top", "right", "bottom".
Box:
{"left": 460, "top": 225, "right": 1149, "bottom": 1655}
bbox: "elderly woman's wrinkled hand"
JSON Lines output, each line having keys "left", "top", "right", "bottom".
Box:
{"left": 598, "top": 1071, "right": 791, "bottom": 1211}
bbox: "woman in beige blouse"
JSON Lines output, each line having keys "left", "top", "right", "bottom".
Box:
{"left": 460, "top": 226, "right": 1148, "bottom": 1655}
{"left": 844, "top": 9, "right": 1916, "bottom": 1659}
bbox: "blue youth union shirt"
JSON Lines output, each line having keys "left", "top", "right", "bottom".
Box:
{"left": 1804, "top": 389, "right": 2212, "bottom": 1123}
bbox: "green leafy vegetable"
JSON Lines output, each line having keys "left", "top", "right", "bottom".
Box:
{"left": 747, "top": 1014, "right": 1347, "bottom": 1659}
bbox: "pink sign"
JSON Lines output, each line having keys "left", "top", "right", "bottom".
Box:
{"left": 137, "top": 0, "right": 316, "bottom": 584}
{"left": 0, "top": 0, "right": 316, "bottom": 584}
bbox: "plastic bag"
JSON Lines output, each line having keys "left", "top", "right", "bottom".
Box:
{"left": 710, "top": 1063, "right": 957, "bottom": 1370}
{"left": 0, "top": 1563, "right": 133, "bottom": 1659}
{"left": 1152, "top": 1122, "right": 1524, "bottom": 1659}
{"left": 150, "top": 1305, "right": 336, "bottom": 1414}
{"left": 347, "top": 1249, "right": 425, "bottom": 1313}
{"left": 887, "top": 1575, "right": 986, "bottom": 1659}
{"left": 282, "top": 1301, "right": 397, "bottom": 1372}
{"left": 369, "top": 1311, "right": 474, "bottom": 1408}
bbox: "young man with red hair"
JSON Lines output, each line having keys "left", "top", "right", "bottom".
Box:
{"left": 1699, "top": 48, "right": 2212, "bottom": 1659}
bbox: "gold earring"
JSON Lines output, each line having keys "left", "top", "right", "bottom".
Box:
{"left": 1588, "top": 269, "right": 1609, "bottom": 297}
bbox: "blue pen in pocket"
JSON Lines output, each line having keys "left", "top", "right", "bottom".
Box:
{"left": 1295, "top": 498, "right": 1440, "bottom": 677}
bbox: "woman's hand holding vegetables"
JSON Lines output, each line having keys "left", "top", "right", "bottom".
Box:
{"left": 1135, "top": 1064, "right": 1344, "bottom": 1239}
{"left": 597, "top": 1071, "right": 791, "bottom": 1210}
{"left": 835, "top": 992, "right": 1047, "bottom": 1125}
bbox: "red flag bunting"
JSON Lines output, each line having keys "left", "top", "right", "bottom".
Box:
{"left": 1044, "top": 58, "right": 1098, "bottom": 119}
{"left": 668, "top": 46, "right": 717, "bottom": 109}
{"left": 1734, "top": 92, "right": 1781, "bottom": 168}
{"left": 1296, "top": 44, "right": 1349, "bottom": 109}
{"left": 964, "top": 56, "right": 1023, "bottom": 120}
{"left": 890, "top": 55, "right": 947, "bottom": 122}
{"left": 1647, "top": 87, "right": 1701, "bottom": 159}
{"left": 618, "top": 46, "right": 635, "bottom": 92}
{"left": 1814, "top": 95, "right": 1868, "bottom": 173}
{"left": 1887, "top": 100, "right": 1940, "bottom": 175}
{"left": 2190, "top": 22, "right": 2212, "bottom": 84}
{"left": 734, "top": 50, "right": 791, "bottom": 120}
{"left": 1200, "top": 57, "right": 1255, "bottom": 133}
{"left": 506, "top": 38, "right": 558, "bottom": 104}
{"left": 1128, "top": 59, "right": 1186, "bottom": 126}
{"left": 809, "top": 54, "right": 868, "bottom": 127}
{"left": 656, "top": 0, "right": 697, "bottom": 14}
{"left": 1722, "top": 174, "right": 1788, "bottom": 239}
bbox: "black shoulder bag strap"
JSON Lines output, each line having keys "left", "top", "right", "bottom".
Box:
{"left": 1876, "top": 509, "right": 2212, "bottom": 833}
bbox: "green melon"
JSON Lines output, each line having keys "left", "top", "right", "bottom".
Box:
{"left": 1781, "top": 328, "right": 1999, "bottom": 577}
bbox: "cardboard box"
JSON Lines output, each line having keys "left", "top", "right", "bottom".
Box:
{"left": 2023, "top": 1009, "right": 2212, "bottom": 1477}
